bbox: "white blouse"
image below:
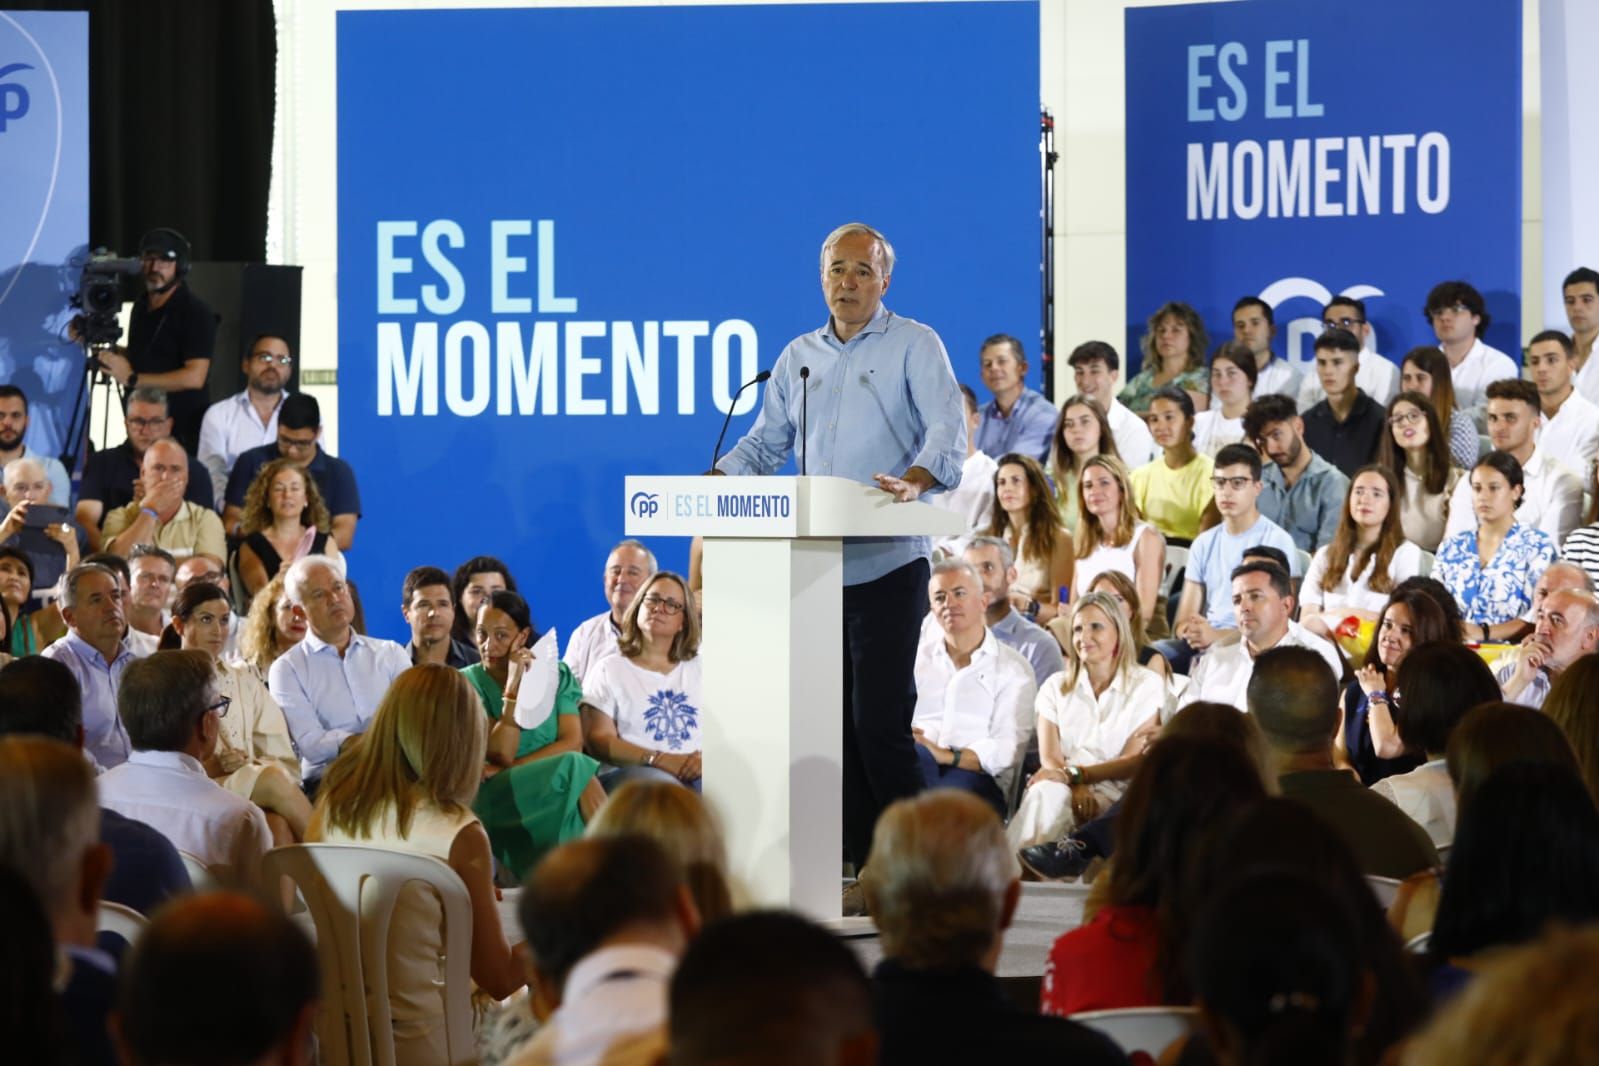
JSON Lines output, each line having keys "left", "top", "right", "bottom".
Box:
{"left": 1300, "top": 540, "right": 1425, "bottom": 616}
{"left": 1036, "top": 662, "right": 1171, "bottom": 767}
{"left": 1192, "top": 410, "right": 1246, "bottom": 458}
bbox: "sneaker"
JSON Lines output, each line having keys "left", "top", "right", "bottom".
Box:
{"left": 1018, "top": 836, "right": 1093, "bottom": 881}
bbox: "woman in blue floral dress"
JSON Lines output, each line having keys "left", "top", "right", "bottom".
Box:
{"left": 1433, "top": 451, "right": 1557, "bottom": 643}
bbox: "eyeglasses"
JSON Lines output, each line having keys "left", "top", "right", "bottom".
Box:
{"left": 253, "top": 353, "right": 293, "bottom": 365}
{"left": 1323, "top": 316, "right": 1365, "bottom": 330}
{"left": 1388, "top": 410, "right": 1425, "bottom": 428}
{"left": 127, "top": 416, "right": 168, "bottom": 430}
{"left": 641, "top": 594, "right": 685, "bottom": 615}
{"left": 201, "top": 696, "right": 232, "bottom": 719}
{"left": 1211, "top": 476, "right": 1254, "bottom": 491}
{"left": 1430, "top": 302, "right": 1472, "bottom": 318}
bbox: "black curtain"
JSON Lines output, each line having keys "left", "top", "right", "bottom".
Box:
{"left": 27, "top": 0, "right": 277, "bottom": 262}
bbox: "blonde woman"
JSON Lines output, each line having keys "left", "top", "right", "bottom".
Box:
{"left": 1007, "top": 592, "right": 1171, "bottom": 849}
{"left": 235, "top": 572, "right": 307, "bottom": 684}
{"left": 1070, "top": 455, "right": 1166, "bottom": 636}
{"left": 1048, "top": 395, "right": 1122, "bottom": 533}
{"left": 581, "top": 571, "right": 704, "bottom": 791}
{"left": 235, "top": 457, "right": 340, "bottom": 602}
{"left": 161, "top": 580, "right": 310, "bottom": 841}
{"left": 586, "top": 779, "right": 732, "bottom": 921}
{"left": 310, "top": 664, "right": 525, "bottom": 1065}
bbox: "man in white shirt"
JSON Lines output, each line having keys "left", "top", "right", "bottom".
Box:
{"left": 98, "top": 649, "right": 274, "bottom": 888}
{"left": 512, "top": 835, "right": 698, "bottom": 1066}
{"left": 1564, "top": 266, "right": 1599, "bottom": 395}
{"left": 1425, "top": 281, "right": 1519, "bottom": 430}
{"left": 1443, "top": 379, "right": 1584, "bottom": 544}
{"left": 197, "top": 334, "right": 293, "bottom": 506}
{"left": 42, "top": 563, "right": 135, "bottom": 769}
{"left": 1496, "top": 588, "right": 1599, "bottom": 709}
{"left": 1234, "top": 296, "right": 1302, "bottom": 400}
{"left": 911, "top": 560, "right": 1037, "bottom": 816}
{"left": 1298, "top": 296, "right": 1400, "bottom": 410}
{"left": 930, "top": 384, "right": 997, "bottom": 554}
{"left": 1527, "top": 329, "right": 1599, "bottom": 484}
{"left": 563, "top": 539, "right": 657, "bottom": 686}
{"left": 1188, "top": 560, "right": 1343, "bottom": 712}
{"left": 269, "top": 554, "right": 411, "bottom": 784}
{"left": 1067, "top": 340, "right": 1156, "bottom": 466}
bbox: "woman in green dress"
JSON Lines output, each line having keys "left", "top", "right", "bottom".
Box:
{"left": 461, "top": 589, "right": 604, "bottom": 881}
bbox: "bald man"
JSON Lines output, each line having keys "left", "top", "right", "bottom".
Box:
{"left": 100, "top": 439, "right": 225, "bottom": 561}
{"left": 1497, "top": 587, "right": 1599, "bottom": 708}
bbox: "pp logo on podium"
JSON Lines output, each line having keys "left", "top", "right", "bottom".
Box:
{"left": 630, "top": 492, "right": 661, "bottom": 519}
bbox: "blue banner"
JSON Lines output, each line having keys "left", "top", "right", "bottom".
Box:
{"left": 337, "top": 3, "right": 1039, "bottom": 641}
{"left": 1125, "top": 0, "right": 1521, "bottom": 374}
{"left": 0, "top": 11, "right": 88, "bottom": 464}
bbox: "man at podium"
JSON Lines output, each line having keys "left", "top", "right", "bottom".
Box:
{"left": 713, "top": 222, "right": 966, "bottom": 869}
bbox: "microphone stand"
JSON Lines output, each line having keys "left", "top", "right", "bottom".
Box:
{"left": 799, "top": 366, "right": 810, "bottom": 475}
{"left": 711, "top": 370, "right": 772, "bottom": 472}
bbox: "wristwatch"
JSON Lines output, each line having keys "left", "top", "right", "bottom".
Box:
{"left": 947, "top": 746, "right": 963, "bottom": 767}
{"left": 1066, "top": 765, "right": 1085, "bottom": 786}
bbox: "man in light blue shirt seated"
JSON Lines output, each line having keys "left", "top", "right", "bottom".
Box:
{"left": 962, "top": 535, "right": 1065, "bottom": 687}
{"left": 972, "top": 334, "right": 1056, "bottom": 463}
{"left": 268, "top": 554, "right": 410, "bottom": 785}
{"left": 715, "top": 221, "right": 966, "bottom": 870}
{"left": 42, "top": 563, "right": 136, "bottom": 769}
{"left": 1158, "top": 443, "right": 1299, "bottom": 674}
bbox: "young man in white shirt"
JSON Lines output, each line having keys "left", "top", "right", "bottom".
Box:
{"left": 1067, "top": 341, "right": 1156, "bottom": 466}
{"left": 1298, "top": 296, "right": 1400, "bottom": 411}
{"left": 196, "top": 334, "right": 293, "bottom": 506}
{"left": 1188, "top": 560, "right": 1343, "bottom": 711}
{"left": 1443, "top": 378, "right": 1584, "bottom": 545}
{"left": 1233, "top": 296, "right": 1301, "bottom": 400}
{"left": 1424, "top": 280, "right": 1518, "bottom": 431}
{"left": 911, "top": 559, "right": 1037, "bottom": 816}
{"left": 98, "top": 649, "right": 274, "bottom": 889}
{"left": 563, "top": 539, "right": 657, "bottom": 685}
{"left": 1564, "top": 266, "right": 1599, "bottom": 395}
{"left": 1526, "top": 329, "right": 1599, "bottom": 484}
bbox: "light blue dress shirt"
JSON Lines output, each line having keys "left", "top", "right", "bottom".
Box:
{"left": 268, "top": 630, "right": 412, "bottom": 780}
{"left": 716, "top": 305, "right": 966, "bottom": 586}
{"left": 973, "top": 387, "right": 1056, "bottom": 464}
{"left": 1259, "top": 453, "right": 1350, "bottom": 553}
{"left": 990, "top": 607, "right": 1066, "bottom": 687}
{"left": 41, "top": 630, "right": 134, "bottom": 769}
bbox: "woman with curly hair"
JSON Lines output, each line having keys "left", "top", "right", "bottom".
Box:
{"left": 235, "top": 457, "right": 340, "bottom": 601}
{"left": 236, "top": 572, "right": 307, "bottom": 684}
{"left": 1118, "top": 301, "right": 1211, "bottom": 414}
{"left": 985, "top": 453, "right": 1073, "bottom": 625}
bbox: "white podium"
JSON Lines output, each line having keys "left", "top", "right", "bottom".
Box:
{"left": 623, "top": 475, "right": 964, "bottom": 919}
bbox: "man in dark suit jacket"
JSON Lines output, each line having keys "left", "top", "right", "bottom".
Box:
{"left": 1249, "top": 645, "right": 1439, "bottom": 879}
{"left": 864, "top": 790, "right": 1128, "bottom": 1063}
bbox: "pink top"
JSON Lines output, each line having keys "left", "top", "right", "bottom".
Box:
{"left": 1040, "top": 903, "right": 1164, "bottom": 1016}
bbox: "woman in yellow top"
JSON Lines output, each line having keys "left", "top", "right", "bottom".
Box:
{"left": 1129, "top": 385, "right": 1214, "bottom": 544}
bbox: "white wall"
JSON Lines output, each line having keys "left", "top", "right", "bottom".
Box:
{"left": 269, "top": 0, "right": 1548, "bottom": 428}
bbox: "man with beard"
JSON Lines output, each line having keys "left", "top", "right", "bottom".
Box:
{"left": 91, "top": 229, "right": 217, "bottom": 454}
{"left": 198, "top": 335, "right": 295, "bottom": 505}
{"left": 1243, "top": 393, "right": 1349, "bottom": 553}
{"left": 0, "top": 386, "right": 70, "bottom": 505}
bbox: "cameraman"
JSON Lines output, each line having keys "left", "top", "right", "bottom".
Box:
{"left": 92, "top": 229, "right": 216, "bottom": 453}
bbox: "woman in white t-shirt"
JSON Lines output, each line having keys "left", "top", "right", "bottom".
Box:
{"left": 1007, "top": 592, "right": 1170, "bottom": 849}
{"left": 1070, "top": 455, "right": 1166, "bottom": 637}
{"left": 1191, "top": 343, "right": 1258, "bottom": 458}
{"left": 580, "top": 570, "right": 704, "bottom": 792}
{"left": 1301, "top": 465, "right": 1423, "bottom": 641}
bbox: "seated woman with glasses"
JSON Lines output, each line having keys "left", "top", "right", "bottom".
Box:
{"left": 1434, "top": 450, "right": 1557, "bottom": 643}
{"left": 159, "top": 580, "right": 311, "bottom": 843}
{"left": 1400, "top": 347, "right": 1480, "bottom": 470}
{"left": 235, "top": 458, "right": 341, "bottom": 604}
{"left": 580, "top": 570, "right": 704, "bottom": 792}
{"left": 1379, "top": 391, "right": 1462, "bottom": 552}
{"left": 461, "top": 589, "right": 605, "bottom": 878}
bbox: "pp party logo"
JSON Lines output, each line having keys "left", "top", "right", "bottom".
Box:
{"left": 0, "top": 13, "right": 63, "bottom": 313}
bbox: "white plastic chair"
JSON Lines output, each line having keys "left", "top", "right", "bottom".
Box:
{"left": 1161, "top": 544, "right": 1190, "bottom": 602}
{"left": 1070, "top": 1006, "right": 1197, "bottom": 1057}
{"left": 178, "top": 850, "right": 221, "bottom": 891}
{"left": 1366, "top": 874, "right": 1403, "bottom": 908}
{"left": 262, "top": 843, "right": 476, "bottom": 1066}
{"left": 98, "top": 901, "right": 149, "bottom": 948}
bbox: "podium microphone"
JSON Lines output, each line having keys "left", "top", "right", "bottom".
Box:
{"left": 711, "top": 369, "right": 772, "bottom": 471}
{"left": 799, "top": 366, "right": 810, "bottom": 476}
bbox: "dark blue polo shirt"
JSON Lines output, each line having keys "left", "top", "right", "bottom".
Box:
{"left": 224, "top": 443, "right": 362, "bottom": 517}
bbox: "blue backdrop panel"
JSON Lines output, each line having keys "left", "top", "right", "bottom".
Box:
{"left": 337, "top": 3, "right": 1039, "bottom": 642}
{"left": 1125, "top": 0, "right": 1521, "bottom": 374}
{"left": 0, "top": 11, "right": 88, "bottom": 463}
